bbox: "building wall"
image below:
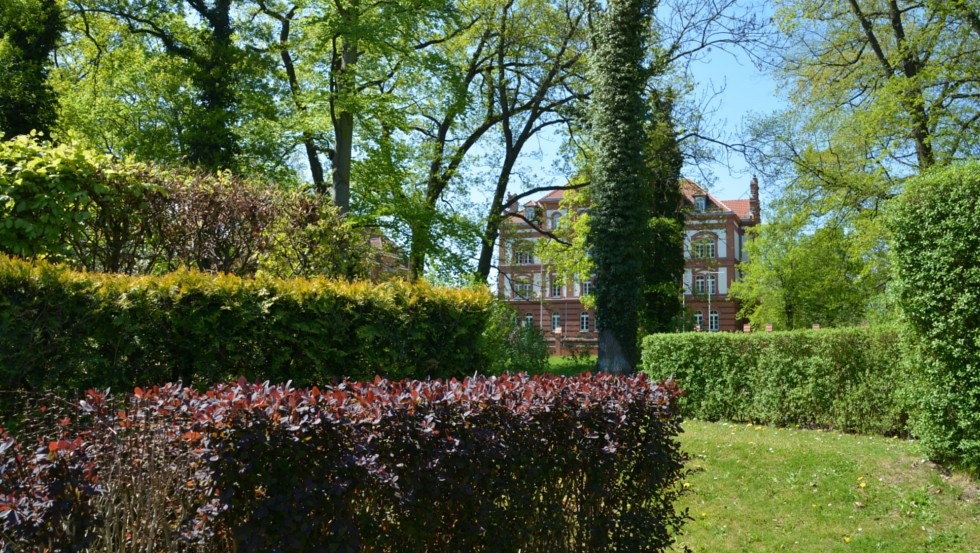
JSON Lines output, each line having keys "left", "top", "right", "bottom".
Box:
{"left": 497, "top": 182, "right": 758, "bottom": 352}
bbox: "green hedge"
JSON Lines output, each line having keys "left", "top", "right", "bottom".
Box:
{"left": 890, "top": 162, "right": 980, "bottom": 472}
{"left": 0, "top": 255, "right": 493, "bottom": 391}
{"left": 641, "top": 328, "right": 909, "bottom": 436}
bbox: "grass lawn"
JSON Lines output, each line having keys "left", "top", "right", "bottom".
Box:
{"left": 544, "top": 355, "right": 596, "bottom": 375}
{"left": 674, "top": 420, "right": 980, "bottom": 552}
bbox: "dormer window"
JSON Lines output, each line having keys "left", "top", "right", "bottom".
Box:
{"left": 525, "top": 206, "right": 537, "bottom": 220}
{"left": 695, "top": 195, "right": 707, "bottom": 212}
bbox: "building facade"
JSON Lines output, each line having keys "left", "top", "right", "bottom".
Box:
{"left": 497, "top": 178, "right": 761, "bottom": 351}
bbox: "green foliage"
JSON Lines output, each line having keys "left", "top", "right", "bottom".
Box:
{"left": 0, "top": 0, "right": 64, "bottom": 139}
{"left": 0, "top": 136, "right": 368, "bottom": 277}
{"left": 587, "top": 0, "right": 659, "bottom": 372}
{"left": 641, "top": 327, "right": 910, "bottom": 436}
{"left": 0, "top": 255, "right": 495, "bottom": 391}
{"left": 481, "top": 300, "right": 550, "bottom": 375}
{"left": 730, "top": 220, "right": 891, "bottom": 330}
{"left": 890, "top": 161, "right": 980, "bottom": 473}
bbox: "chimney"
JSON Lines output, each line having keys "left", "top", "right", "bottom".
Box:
{"left": 749, "top": 175, "right": 760, "bottom": 223}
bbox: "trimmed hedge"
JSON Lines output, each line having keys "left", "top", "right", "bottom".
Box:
{"left": 641, "top": 327, "right": 909, "bottom": 435}
{"left": 890, "top": 162, "right": 980, "bottom": 472}
{"left": 0, "top": 375, "right": 688, "bottom": 552}
{"left": 0, "top": 255, "right": 493, "bottom": 390}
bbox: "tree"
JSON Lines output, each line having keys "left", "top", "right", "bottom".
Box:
{"left": 588, "top": 0, "right": 659, "bottom": 373}
{"left": 637, "top": 89, "right": 684, "bottom": 333}
{"left": 737, "top": 0, "right": 980, "bottom": 326}
{"left": 0, "top": 0, "right": 64, "bottom": 140}
{"left": 473, "top": 0, "right": 591, "bottom": 282}
{"left": 71, "top": 0, "right": 278, "bottom": 172}
{"left": 730, "top": 218, "right": 888, "bottom": 330}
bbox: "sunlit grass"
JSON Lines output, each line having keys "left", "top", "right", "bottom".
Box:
{"left": 674, "top": 420, "right": 980, "bottom": 552}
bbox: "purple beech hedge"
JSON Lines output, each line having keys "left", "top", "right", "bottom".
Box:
{"left": 0, "top": 373, "right": 688, "bottom": 552}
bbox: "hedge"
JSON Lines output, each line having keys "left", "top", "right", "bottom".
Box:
{"left": 0, "top": 375, "right": 688, "bottom": 552}
{"left": 641, "top": 327, "right": 909, "bottom": 435}
{"left": 0, "top": 255, "right": 493, "bottom": 390}
{"left": 890, "top": 162, "right": 980, "bottom": 472}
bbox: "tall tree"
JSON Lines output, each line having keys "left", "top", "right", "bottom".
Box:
{"left": 638, "top": 88, "right": 684, "bottom": 333}
{"left": 0, "top": 0, "right": 64, "bottom": 140}
{"left": 473, "top": 0, "right": 591, "bottom": 281}
{"left": 736, "top": 0, "right": 980, "bottom": 326}
{"left": 78, "top": 0, "right": 263, "bottom": 171}
{"left": 588, "top": 0, "right": 658, "bottom": 373}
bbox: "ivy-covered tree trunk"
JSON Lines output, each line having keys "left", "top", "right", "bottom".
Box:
{"left": 587, "top": 0, "right": 657, "bottom": 373}
{"left": 0, "top": 0, "right": 64, "bottom": 140}
{"left": 640, "top": 91, "right": 685, "bottom": 333}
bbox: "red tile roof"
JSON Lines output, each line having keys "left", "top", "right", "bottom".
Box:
{"left": 723, "top": 199, "right": 752, "bottom": 219}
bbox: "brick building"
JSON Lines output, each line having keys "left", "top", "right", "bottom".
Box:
{"left": 497, "top": 177, "right": 761, "bottom": 351}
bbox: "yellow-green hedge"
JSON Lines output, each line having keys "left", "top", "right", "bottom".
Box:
{"left": 0, "top": 256, "right": 493, "bottom": 390}
{"left": 641, "top": 327, "right": 910, "bottom": 436}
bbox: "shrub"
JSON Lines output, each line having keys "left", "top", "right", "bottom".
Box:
{"left": 0, "top": 255, "right": 493, "bottom": 391}
{"left": 890, "top": 162, "right": 980, "bottom": 472}
{"left": 481, "top": 300, "right": 549, "bottom": 375}
{"left": 1, "top": 375, "right": 688, "bottom": 552}
{"left": 0, "top": 135, "right": 371, "bottom": 279}
{"left": 641, "top": 327, "right": 909, "bottom": 435}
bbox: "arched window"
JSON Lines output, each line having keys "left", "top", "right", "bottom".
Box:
{"left": 580, "top": 311, "right": 590, "bottom": 332}
{"left": 693, "top": 311, "right": 704, "bottom": 331}
{"left": 693, "top": 234, "right": 717, "bottom": 259}
{"left": 694, "top": 274, "right": 705, "bottom": 294}
{"left": 551, "top": 312, "right": 561, "bottom": 331}
{"left": 709, "top": 311, "right": 720, "bottom": 332}
{"left": 512, "top": 277, "right": 532, "bottom": 299}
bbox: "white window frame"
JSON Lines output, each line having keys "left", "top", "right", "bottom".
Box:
{"left": 580, "top": 311, "right": 590, "bottom": 332}
{"left": 693, "top": 311, "right": 704, "bottom": 330}
{"left": 582, "top": 279, "right": 592, "bottom": 296}
{"left": 513, "top": 280, "right": 532, "bottom": 299}
{"left": 695, "top": 195, "right": 706, "bottom": 211}
{"left": 709, "top": 311, "right": 720, "bottom": 332}
{"left": 694, "top": 275, "right": 705, "bottom": 295}
{"left": 525, "top": 313, "right": 535, "bottom": 327}
{"left": 707, "top": 275, "right": 717, "bottom": 295}
{"left": 551, "top": 212, "right": 561, "bottom": 229}
{"left": 551, "top": 312, "right": 561, "bottom": 331}
{"left": 551, "top": 277, "right": 562, "bottom": 298}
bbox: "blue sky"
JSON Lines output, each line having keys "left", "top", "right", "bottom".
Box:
{"left": 686, "top": 46, "right": 786, "bottom": 202}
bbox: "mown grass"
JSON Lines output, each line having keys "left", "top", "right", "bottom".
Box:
{"left": 674, "top": 420, "right": 980, "bottom": 552}
{"left": 544, "top": 355, "right": 596, "bottom": 376}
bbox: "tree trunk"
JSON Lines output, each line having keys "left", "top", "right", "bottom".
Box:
{"left": 331, "top": 23, "right": 358, "bottom": 214}
{"left": 596, "top": 328, "right": 632, "bottom": 374}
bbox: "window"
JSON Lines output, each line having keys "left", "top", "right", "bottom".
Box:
{"left": 693, "top": 311, "right": 704, "bottom": 331}
{"left": 709, "top": 311, "right": 720, "bottom": 332}
{"left": 694, "top": 236, "right": 717, "bottom": 259}
{"left": 551, "top": 212, "right": 561, "bottom": 229}
{"left": 707, "top": 275, "right": 717, "bottom": 295}
{"left": 551, "top": 277, "right": 562, "bottom": 298}
{"left": 582, "top": 279, "right": 592, "bottom": 296}
{"left": 513, "top": 248, "right": 533, "bottom": 265}
{"left": 551, "top": 312, "right": 561, "bottom": 331}
{"left": 694, "top": 275, "right": 705, "bottom": 294}
{"left": 513, "top": 280, "right": 532, "bottom": 299}
{"left": 580, "top": 311, "right": 590, "bottom": 332}
{"left": 695, "top": 195, "right": 706, "bottom": 211}
{"left": 525, "top": 313, "right": 535, "bottom": 327}
{"left": 525, "top": 206, "right": 537, "bottom": 220}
